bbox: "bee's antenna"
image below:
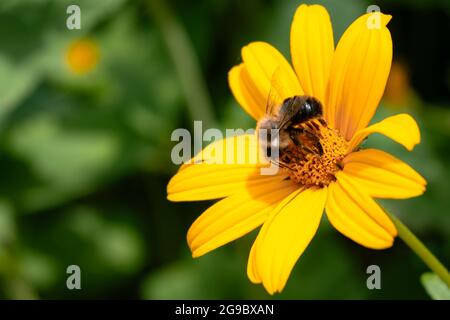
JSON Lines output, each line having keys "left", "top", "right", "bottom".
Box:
{"left": 269, "top": 159, "right": 294, "bottom": 172}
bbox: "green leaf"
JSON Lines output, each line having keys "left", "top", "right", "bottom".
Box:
{"left": 0, "top": 55, "right": 40, "bottom": 126}
{"left": 421, "top": 272, "right": 450, "bottom": 300}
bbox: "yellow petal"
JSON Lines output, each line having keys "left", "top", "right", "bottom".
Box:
{"left": 168, "top": 134, "right": 286, "bottom": 201}
{"left": 326, "top": 12, "right": 393, "bottom": 139}
{"left": 326, "top": 172, "right": 396, "bottom": 249}
{"left": 247, "top": 240, "right": 260, "bottom": 283}
{"left": 181, "top": 133, "right": 265, "bottom": 168}
{"left": 290, "top": 4, "right": 334, "bottom": 106}
{"left": 188, "top": 179, "right": 297, "bottom": 257}
{"left": 168, "top": 165, "right": 285, "bottom": 201}
{"left": 252, "top": 188, "right": 327, "bottom": 294}
{"left": 343, "top": 149, "right": 426, "bottom": 199}
{"left": 347, "top": 114, "right": 420, "bottom": 152}
{"left": 228, "top": 64, "right": 266, "bottom": 120}
{"left": 242, "top": 42, "right": 303, "bottom": 108}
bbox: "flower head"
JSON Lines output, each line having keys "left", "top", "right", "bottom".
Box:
{"left": 167, "top": 4, "right": 426, "bottom": 294}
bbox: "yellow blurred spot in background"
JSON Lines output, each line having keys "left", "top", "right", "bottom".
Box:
{"left": 65, "top": 39, "right": 99, "bottom": 75}
{"left": 384, "top": 60, "right": 412, "bottom": 107}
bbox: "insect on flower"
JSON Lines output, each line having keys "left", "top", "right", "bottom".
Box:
{"left": 258, "top": 78, "right": 334, "bottom": 186}
{"left": 167, "top": 4, "right": 427, "bottom": 294}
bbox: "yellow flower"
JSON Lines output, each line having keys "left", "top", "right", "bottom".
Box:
{"left": 167, "top": 4, "right": 426, "bottom": 294}
{"left": 65, "top": 39, "right": 99, "bottom": 75}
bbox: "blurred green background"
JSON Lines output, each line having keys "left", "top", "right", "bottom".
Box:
{"left": 0, "top": 0, "right": 448, "bottom": 299}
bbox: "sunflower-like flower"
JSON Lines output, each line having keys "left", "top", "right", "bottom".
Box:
{"left": 167, "top": 4, "right": 426, "bottom": 294}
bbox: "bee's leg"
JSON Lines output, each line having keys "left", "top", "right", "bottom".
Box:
{"left": 269, "top": 157, "right": 294, "bottom": 172}
{"left": 299, "top": 123, "right": 325, "bottom": 156}
{"left": 289, "top": 128, "right": 323, "bottom": 156}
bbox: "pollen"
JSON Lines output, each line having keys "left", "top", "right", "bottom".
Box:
{"left": 281, "top": 119, "right": 348, "bottom": 187}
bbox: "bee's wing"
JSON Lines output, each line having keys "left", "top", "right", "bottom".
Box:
{"left": 265, "top": 67, "right": 285, "bottom": 116}
{"left": 265, "top": 86, "right": 280, "bottom": 116}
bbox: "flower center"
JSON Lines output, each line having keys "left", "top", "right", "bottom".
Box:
{"left": 279, "top": 118, "right": 348, "bottom": 187}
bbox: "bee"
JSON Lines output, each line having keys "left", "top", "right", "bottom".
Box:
{"left": 257, "top": 89, "right": 326, "bottom": 169}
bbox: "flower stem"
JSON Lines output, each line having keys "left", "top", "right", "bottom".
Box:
{"left": 386, "top": 210, "right": 450, "bottom": 287}
{"left": 147, "top": 0, "right": 217, "bottom": 128}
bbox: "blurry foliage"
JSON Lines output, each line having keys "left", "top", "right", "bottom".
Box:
{"left": 0, "top": 1, "right": 182, "bottom": 213}
{"left": 0, "top": 0, "right": 448, "bottom": 299}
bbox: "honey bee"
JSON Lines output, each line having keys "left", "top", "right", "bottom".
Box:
{"left": 257, "top": 88, "right": 326, "bottom": 169}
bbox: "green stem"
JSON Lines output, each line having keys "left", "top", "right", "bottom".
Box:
{"left": 386, "top": 210, "right": 450, "bottom": 287}
{"left": 147, "top": 0, "right": 217, "bottom": 128}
